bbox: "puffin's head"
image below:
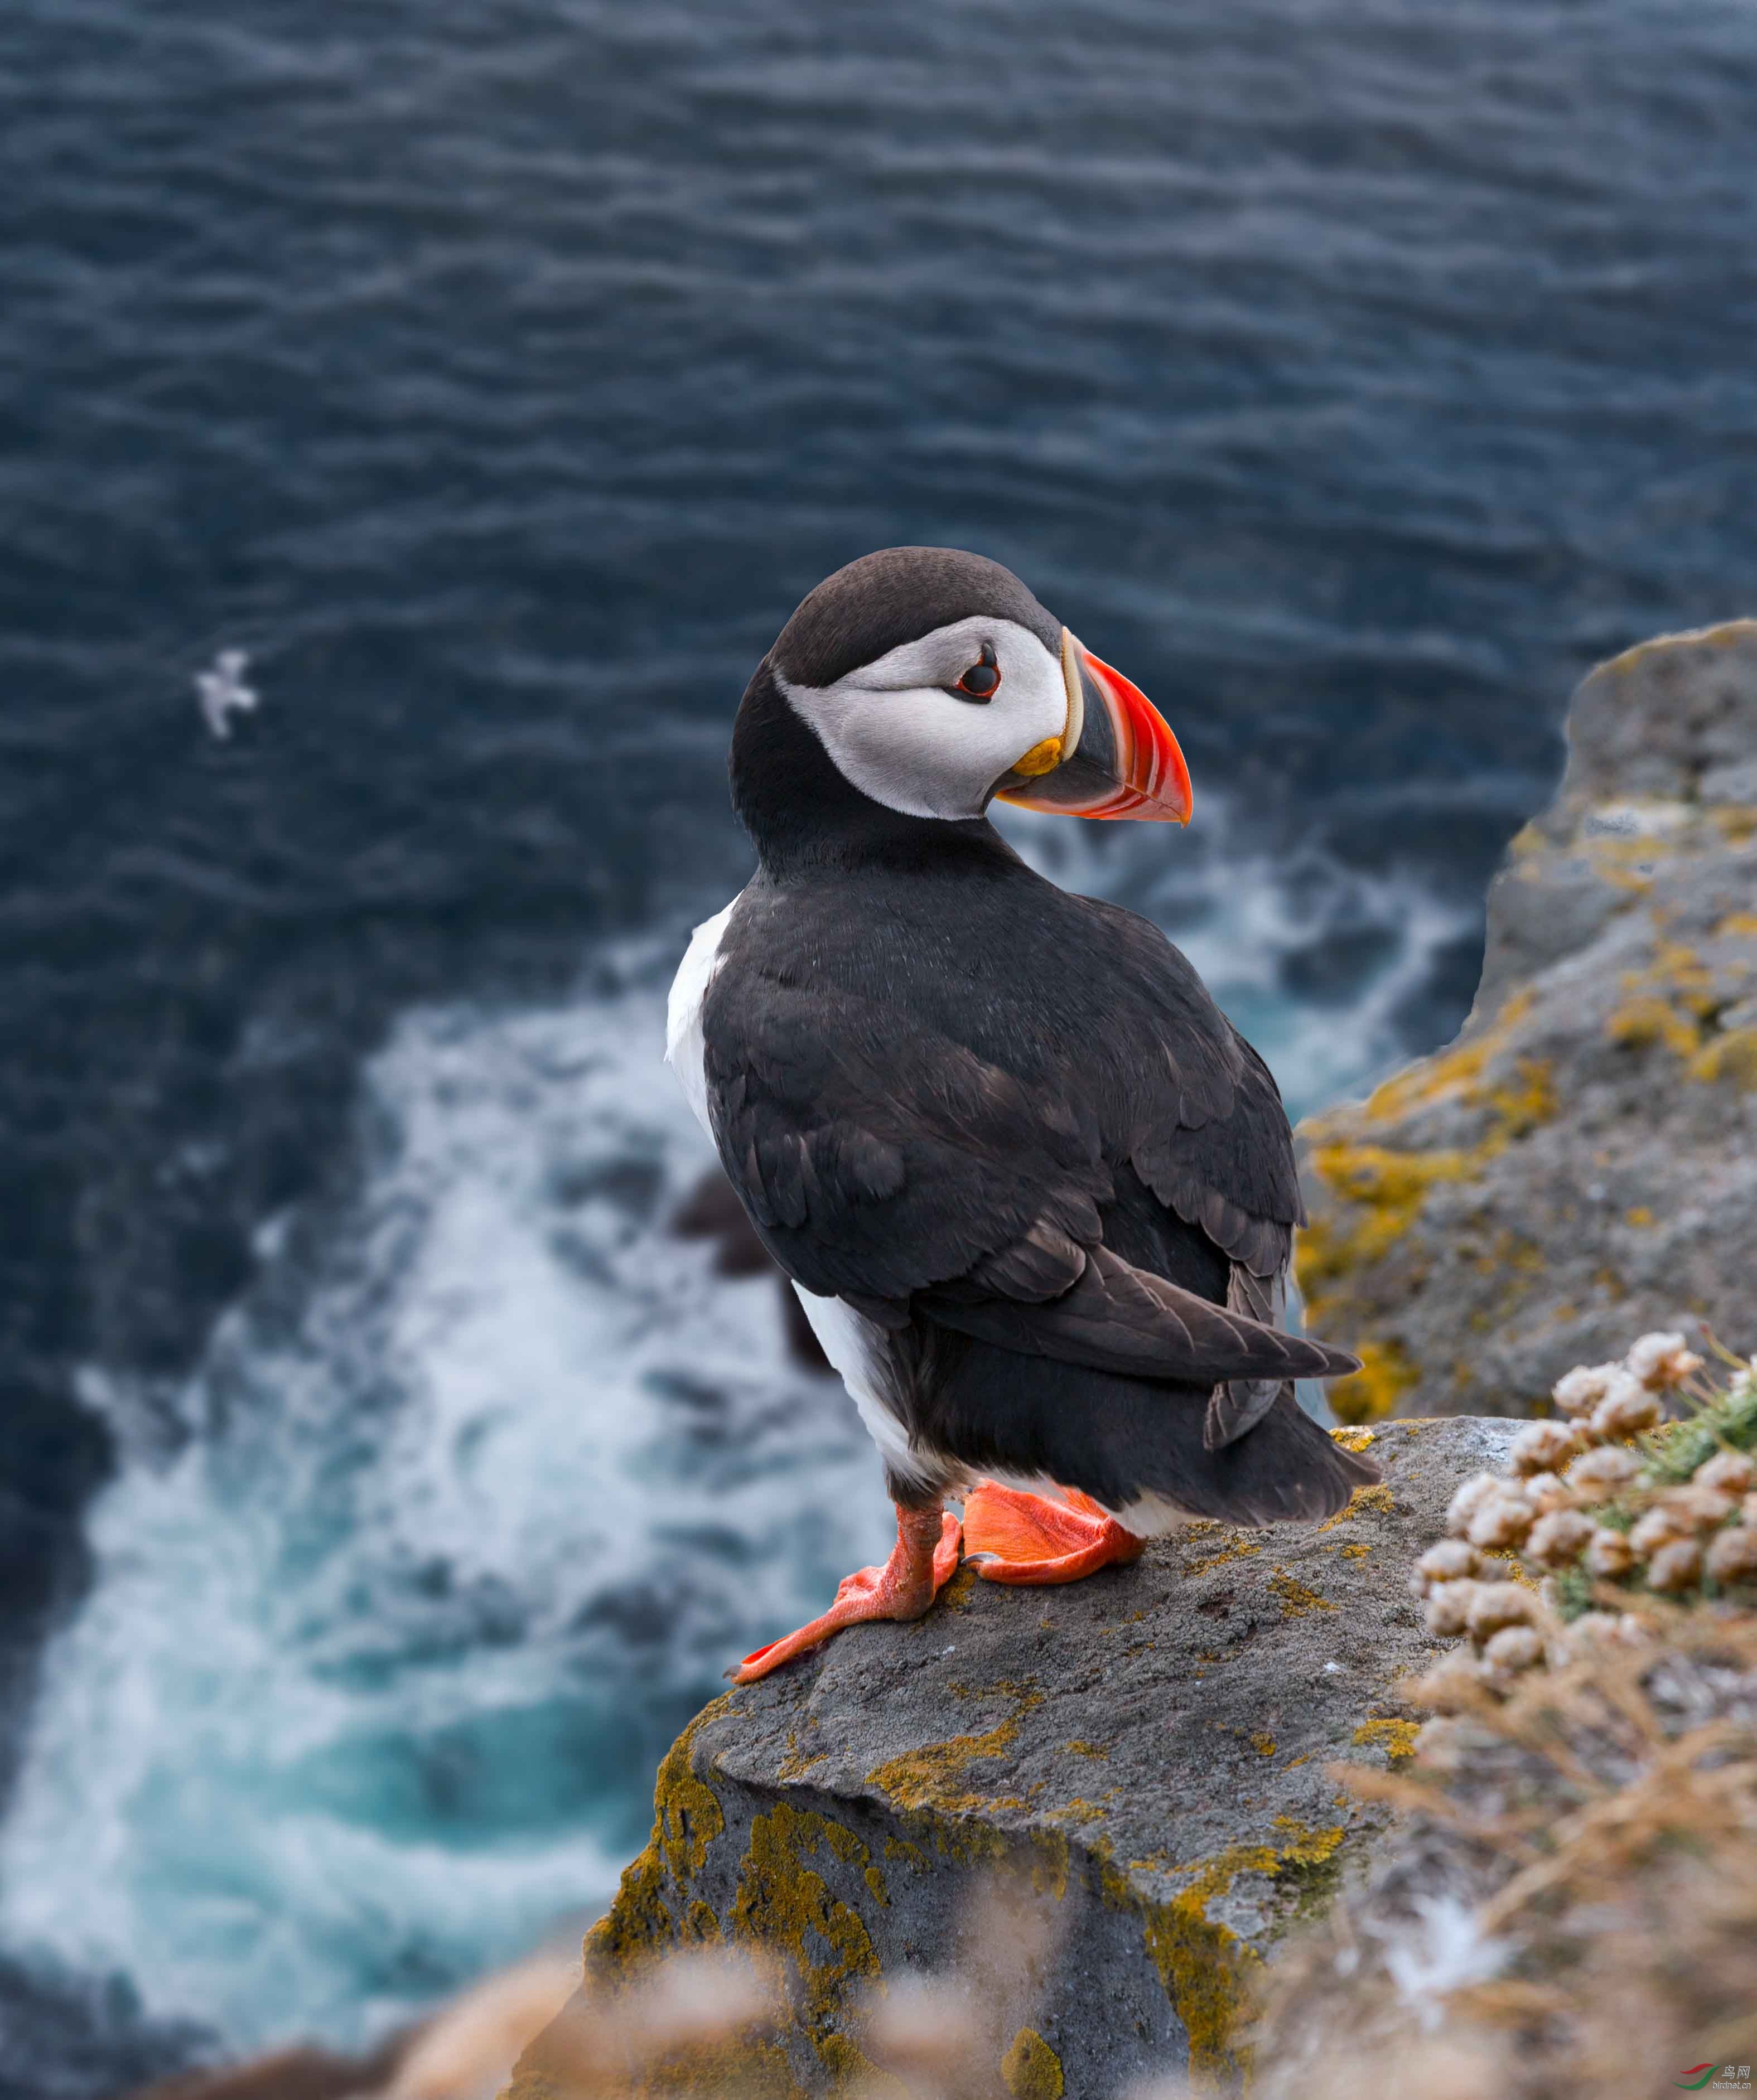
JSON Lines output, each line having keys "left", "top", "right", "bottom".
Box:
{"left": 735, "top": 547, "right": 1191, "bottom": 846}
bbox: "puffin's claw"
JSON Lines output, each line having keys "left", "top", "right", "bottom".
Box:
{"left": 729, "top": 1506, "right": 962, "bottom": 1683}
{"left": 960, "top": 1479, "right": 1145, "bottom": 1585}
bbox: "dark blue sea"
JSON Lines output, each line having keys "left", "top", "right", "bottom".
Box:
{"left": 3, "top": 0, "right": 1755, "bottom": 2088}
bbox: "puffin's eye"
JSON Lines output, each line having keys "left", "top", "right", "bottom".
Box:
{"left": 955, "top": 643, "right": 1001, "bottom": 701}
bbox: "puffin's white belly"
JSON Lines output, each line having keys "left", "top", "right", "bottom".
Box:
{"left": 790, "top": 1285, "right": 940, "bottom": 1493}
{"left": 664, "top": 896, "right": 738, "bottom": 1143}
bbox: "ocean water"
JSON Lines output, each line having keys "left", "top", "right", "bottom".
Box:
{"left": 2, "top": 0, "right": 1755, "bottom": 2087}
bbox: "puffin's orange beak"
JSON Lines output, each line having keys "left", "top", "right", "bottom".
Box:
{"left": 993, "top": 630, "right": 1193, "bottom": 825}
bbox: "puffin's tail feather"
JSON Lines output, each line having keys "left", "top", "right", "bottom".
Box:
{"left": 926, "top": 1343, "right": 1381, "bottom": 1528}
{"left": 922, "top": 1244, "right": 1360, "bottom": 1388}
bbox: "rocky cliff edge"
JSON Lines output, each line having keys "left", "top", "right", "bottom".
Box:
{"left": 507, "top": 1417, "right": 1515, "bottom": 2098}
{"left": 1300, "top": 621, "right": 1757, "bottom": 1422}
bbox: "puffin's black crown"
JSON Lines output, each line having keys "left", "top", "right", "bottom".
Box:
{"left": 771, "top": 546, "right": 1063, "bottom": 691}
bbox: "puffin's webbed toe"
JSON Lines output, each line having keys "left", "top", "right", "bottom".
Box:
{"left": 962, "top": 1479, "right": 1145, "bottom": 1586}
{"left": 728, "top": 1505, "right": 962, "bottom": 1683}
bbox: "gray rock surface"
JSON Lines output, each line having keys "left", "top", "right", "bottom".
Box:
{"left": 508, "top": 1416, "right": 1515, "bottom": 2099}
{"left": 1298, "top": 621, "right": 1757, "bottom": 1423}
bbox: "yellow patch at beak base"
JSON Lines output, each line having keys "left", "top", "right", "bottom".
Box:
{"left": 1011, "top": 736, "right": 1064, "bottom": 778}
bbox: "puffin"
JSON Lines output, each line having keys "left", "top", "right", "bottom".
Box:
{"left": 665, "top": 547, "right": 1377, "bottom": 1683}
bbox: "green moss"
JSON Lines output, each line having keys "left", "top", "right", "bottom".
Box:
{"left": 1641, "top": 1381, "right": 1757, "bottom": 1483}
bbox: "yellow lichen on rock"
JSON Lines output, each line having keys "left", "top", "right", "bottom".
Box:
{"left": 1316, "top": 1482, "right": 1396, "bottom": 1532}
{"left": 865, "top": 1708, "right": 1029, "bottom": 1815}
{"left": 776, "top": 1733, "right": 829, "bottom": 1782}
{"left": 1293, "top": 980, "right": 1576, "bottom": 1399}
{"left": 1293, "top": 626, "right": 1757, "bottom": 1421}
{"left": 1605, "top": 938, "right": 1723, "bottom": 1062}
{"left": 1690, "top": 1027, "right": 1757, "bottom": 1090}
{"left": 1486, "top": 1055, "right": 1557, "bottom": 1136}
{"left": 1357, "top": 988, "right": 1535, "bottom": 1123}
{"left": 730, "top": 1802, "right": 886, "bottom": 2081}
{"left": 586, "top": 1695, "right": 733, "bottom": 1976}
{"left": 1350, "top": 1717, "right": 1420, "bottom": 1761}
{"left": 1299, "top": 1030, "right": 1558, "bottom": 1332}
{"left": 1104, "top": 1850, "right": 1264, "bottom": 2093}
{"left": 1103, "top": 1819, "right": 1345, "bottom": 2093}
{"left": 1299, "top": 1144, "right": 1474, "bottom": 1275}
{"left": 1268, "top": 1570, "right": 1336, "bottom": 1619}
{"left": 1268, "top": 1817, "right": 1344, "bottom": 1870}
{"left": 1001, "top": 2026, "right": 1066, "bottom": 2099}
{"left": 1181, "top": 1533, "right": 1263, "bottom": 1576}
{"left": 1606, "top": 991, "right": 1702, "bottom": 1059}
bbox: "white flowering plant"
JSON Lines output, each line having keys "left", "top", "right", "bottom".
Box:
{"left": 1409, "top": 1333, "right": 1757, "bottom": 1690}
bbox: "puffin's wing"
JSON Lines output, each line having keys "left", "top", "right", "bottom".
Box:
{"left": 1074, "top": 907, "right": 1319, "bottom": 1446}
{"left": 702, "top": 951, "right": 1357, "bottom": 1395}
{"left": 702, "top": 969, "right": 1110, "bottom": 1308}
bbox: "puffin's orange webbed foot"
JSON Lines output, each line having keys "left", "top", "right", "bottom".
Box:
{"left": 961, "top": 1479, "right": 1145, "bottom": 1585}
{"left": 729, "top": 1504, "right": 962, "bottom": 1683}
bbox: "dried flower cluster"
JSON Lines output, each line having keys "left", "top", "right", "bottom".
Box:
{"left": 1251, "top": 1606, "right": 1757, "bottom": 2100}
{"left": 1406, "top": 1334, "right": 1757, "bottom": 1691}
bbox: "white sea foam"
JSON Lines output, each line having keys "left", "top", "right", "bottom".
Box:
{"left": 0, "top": 960, "right": 890, "bottom": 2053}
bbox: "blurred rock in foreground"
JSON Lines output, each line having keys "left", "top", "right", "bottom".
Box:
{"left": 127, "top": 1956, "right": 573, "bottom": 2100}
{"left": 507, "top": 1416, "right": 1514, "bottom": 2099}
{"left": 1299, "top": 621, "right": 1757, "bottom": 1422}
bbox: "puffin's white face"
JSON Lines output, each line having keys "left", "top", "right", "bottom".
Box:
{"left": 775, "top": 615, "right": 1069, "bottom": 822}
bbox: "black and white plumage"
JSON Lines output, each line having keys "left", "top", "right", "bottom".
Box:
{"left": 667, "top": 548, "right": 1374, "bottom": 1675}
